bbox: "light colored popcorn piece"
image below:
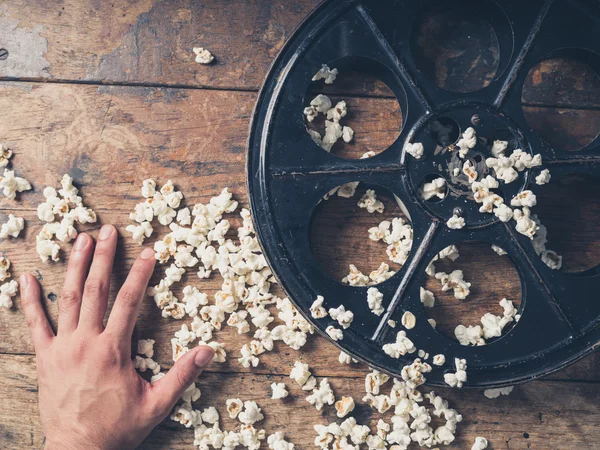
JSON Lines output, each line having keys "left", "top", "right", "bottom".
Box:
{"left": 536, "top": 168, "right": 551, "bottom": 185}
{"left": 327, "top": 101, "right": 347, "bottom": 122}
{"left": 0, "top": 144, "right": 12, "bottom": 167}
{"left": 471, "top": 436, "right": 489, "bottom": 450}
{"left": 357, "top": 189, "right": 384, "bottom": 213}
{"left": 419, "top": 287, "right": 435, "bottom": 308}
{"left": 0, "top": 279, "right": 18, "bottom": 309}
{"left": 367, "top": 287, "right": 384, "bottom": 315}
{"left": 326, "top": 325, "right": 343, "bottom": 341}
{"left": 181, "top": 382, "right": 201, "bottom": 403}
{"left": 289, "top": 361, "right": 312, "bottom": 387}
{"left": 510, "top": 190, "right": 537, "bottom": 208}
{"left": 238, "top": 400, "right": 264, "bottom": 425}
{"left": 405, "top": 142, "right": 424, "bottom": 160}
{"left": 342, "top": 264, "right": 369, "bottom": 286}
{"left": 455, "top": 324, "right": 485, "bottom": 346}
{"left": 435, "top": 270, "right": 471, "bottom": 300}
{"left": 491, "top": 244, "right": 507, "bottom": 256}
{"left": 0, "top": 169, "right": 31, "bottom": 200}
{"left": 306, "top": 378, "right": 335, "bottom": 411}
{"left": 271, "top": 382, "right": 289, "bottom": 400}
{"left": 433, "top": 354, "right": 446, "bottom": 366}
{"left": 0, "top": 214, "right": 24, "bottom": 238}
{"left": 267, "top": 432, "right": 295, "bottom": 450}
{"left": 310, "top": 295, "right": 327, "bottom": 319}
{"left": 226, "top": 398, "right": 244, "bottom": 419}
{"left": 335, "top": 396, "right": 355, "bottom": 418}
{"left": 491, "top": 139, "right": 508, "bottom": 157}
{"left": 126, "top": 221, "right": 153, "bottom": 245}
{"left": 383, "top": 330, "right": 416, "bottom": 358}
{"left": 484, "top": 386, "right": 514, "bottom": 399}
{"left": 493, "top": 203, "right": 513, "bottom": 222}
{"left": 456, "top": 127, "right": 477, "bottom": 158}
{"left": 312, "top": 64, "right": 338, "bottom": 84}
{"left": 485, "top": 155, "right": 518, "bottom": 184}
{"left": 342, "top": 126, "right": 354, "bottom": 143}
{"left": 400, "top": 358, "right": 432, "bottom": 389}
{"left": 137, "top": 339, "right": 155, "bottom": 358}
{"left": 421, "top": 177, "right": 446, "bottom": 201}
{"left": 401, "top": 311, "right": 416, "bottom": 330}
{"left": 513, "top": 207, "right": 538, "bottom": 239}
{"left": 328, "top": 304, "right": 354, "bottom": 329}
{"left": 446, "top": 214, "right": 465, "bottom": 229}
{"left": 444, "top": 358, "right": 468, "bottom": 388}
{"left": 462, "top": 160, "right": 478, "bottom": 183}
{"left": 193, "top": 47, "right": 214, "bottom": 64}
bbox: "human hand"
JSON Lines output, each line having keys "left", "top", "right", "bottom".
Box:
{"left": 20, "top": 224, "right": 214, "bottom": 450}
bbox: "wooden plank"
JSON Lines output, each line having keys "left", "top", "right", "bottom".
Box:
{"left": 1, "top": 81, "right": 599, "bottom": 382}
{"left": 1, "top": 1, "right": 600, "bottom": 109}
{"left": 1, "top": 354, "right": 600, "bottom": 450}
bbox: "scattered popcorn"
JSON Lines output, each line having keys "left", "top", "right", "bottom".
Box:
{"left": 342, "top": 126, "right": 354, "bottom": 143}
{"left": 327, "top": 101, "right": 347, "bottom": 123}
{"left": 432, "top": 354, "right": 445, "bottom": 366}
{"left": 455, "top": 324, "right": 485, "bottom": 346}
{"left": 486, "top": 155, "right": 518, "bottom": 184}
{"left": 338, "top": 351, "right": 357, "bottom": 365}
{"left": 289, "top": 361, "right": 312, "bottom": 387}
{"left": 493, "top": 203, "right": 513, "bottom": 222}
{"left": 456, "top": 127, "right": 477, "bottom": 158}
{"left": 0, "top": 279, "right": 18, "bottom": 309}
{"left": 446, "top": 214, "right": 465, "bottom": 229}
{"left": 444, "top": 358, "right": 468, "bottom": 388}
{"left": 462, "top": 160, "right": 478, "bottom": 183}
{"left": 271, "top": 382, "right": 289, "bottom": 400}
{"left": 401, "top": 311, "right": 416, "bottom": 330}
{"left": 326, "top": 325, "right": 343, "bottom": 341}
{"left": 137, "top": 339, "right": 155, "bottom": 358}
{"left": 182, "top": 382, "right": 201, "bottom": 403}
{"left": 306, "top": 378, "right": 335, "bottom": 411}
{"left": 400, "top": 358, "right": 432, "bottom": 388}
{"left": 133, "top": 355, "right": 161, "bottom": 375}
{"left": 405, "top": 142, "right": 424, "bottom": 160}
{"left": 267, "top": 432, "right": 295, "bottom": 450}
{"left": 536, "top": 168, "right": 551, "bottom": 185}
{"left": 513, "top": 207, "right": 538, "bottom": 239}
{"left": 126, "top": 221, "right": 153, "bottom": 245}
{"left": 239, "top": 343, "right": 259, "bottom": 368}
{"left": 484, "top": 386, "right": 514, "bottom": 399}
{"left": 491, "top": 139, "right": 508, "bottom": 157}
{"left": 491, "top": 244, "right": 507, "bottom": 256}
{"left": 419, "top": 287, "right": 435, "bottom": 308}
{"left": 0, "top": 214, "right": 24, "bottom": 238}
{"left": 238, "top": 400, "right": 264, "bottom": 425}
{"left": 0, "top": 143, "right": 12, "bottom": 167}
{"left": 335, "top": 396, "right": 356, "bottom": 418}
{"left": 358, "top": 189, "right": 384, "bottom": 214}
{"left": 193, "top": 47, "right": 214, "bottom": 64}
{"left": 510, "top": 190, "right": 537, "bottom": 208}
{"left": 0, "top": 169, "right": 31, "bottom": 200}
{"left": 435, "top": 270, "right": 471, "bottom": 300}
{"left": 365, "top": 370, "right": 390, "bottom": 395}
{"left": 367, "top": 287, "right": 384, "bottom": 315}
{"left": 471, "top": 436, "right": 489, "bottom": 450}
{"left": 312, "top": 64, "right": 338, "bottom": 84}
{"left": 383, "top": 330, "right": 416, "bottom": 358}
{"left": 328, "top": 304, "right": 354, "bottom": 329}
{"left": 226, "top": 398, "right": 244, "bottom": 419}
{"left": 421, "top": 177, "right": 446, "bottom": 201}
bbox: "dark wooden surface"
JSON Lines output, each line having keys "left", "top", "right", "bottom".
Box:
{"left": 1, "top": 1, "right": 600, "bottom": 449}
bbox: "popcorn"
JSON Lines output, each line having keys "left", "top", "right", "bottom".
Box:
{"left": 328, "top": 305, "right": 354, "bottom": 329}
{"left": 365, "top": 370, "right": 390, "bottom": 395}
{"left": 322, "top": 120, "right": 344, "bottom": 151}
{"left": 36, "top": 234, "right": 61, "bottom": 262}
{"left": 335, "top": 396, "right": 355, "bottom": 418}
{"left": 312, "top": 64, "right": 338, "bottom": 84}
{"left": 491, "top": 139, "right": 508, "bottom": 157}
{"left": 472, "top": 436, "right": 489, "bottom": 450}
{"left": 130, "top": 202, "right": 154, "bottom": 223}
{"left": 0, "top": 143, "right": 12, "bottom": 167}
{"left": 193, "top": 47, "right": 214, "bottom": 64}
{"left": 267, "top": 432, "right": 295, "bottom": 450}
{"left": 405, "top": 142, "right": 424, "bottom": 160}
{"left": 342, "top": 264, "right": 369, "bottom": 286}
{"left": 174, "top": 244, "right": 199, "bottom": 267}
{"left": 401, "top": 311, "right": 416, "bottom": 330}
{"left": 238, "top": 400, "right": 264, "bottom": 425}
{"left": 0, "top": 257, "right": 11, "bottom": 282}
{"left": 421, "top": 177, "right": 446, "bottom": 201}
{"left": 0, "top": 169, "right": 31, "bottom": 200}
{"left": 239, "top": 343, "right": 259, "bottom": 368}
{"left": 337, "top": 182, "right": 360, "bottom": 198}
{"left": 327, "top": 101, "right": 347, "bottom": 122}
{"left": 0, "top": 280, "right": 18, "bottom": 309}
{"left": 541, "top": 249, "right": 562, "bottom": 270}
{"left": 444, "top": 358, "right": 468, "bottom": 388}
{"left": 462, "top": 160, "right": 478, "bottom": 183}
{"left": 400, "top": 358, "right": 432, "bottom": 388}
{"left": 170, "top": 402, "right": 201, "bottom": 428}
{"left": 369, "top": 262, "right": 395, "bottom": 284}
{"left": 367, "top": 287, "right": 384, "bottom": 315}
{"left": 511, "top": 149, "right": 542, "bottom": 171}
{"left": 175, "top": 324, "right": 196, "bottom": 347}
{"left": 433, "top": 354, "right": 445, "bottom": 366}
{"left": 484, "top": 386, "right": 514, "bottom": 399}
{"left": 310, "top": 295, "right": 328, "bottom": 319}
{"left": 513, "top": 207, "right": 538, "bottom": 239}
{"left": 0, "top": 214, "right": 24, "bottom": 238}
{"left": 338, "top": 351, "right": 357, "bottom": 365}
{"left": 171, "top": 338, "right": 189, "bottom": 361}
{"left": 435, "top": 270, "right": 471, "bottom": 300}
{"left": 510, "top": 190, "right": 537, "bottom": 208}
{"left": 125, "top": 221, "right": 153, "bottom": 245}
{"left": 226, "top": 398, "right": 244, "bottom": 419}
{"left": 383, "top": 331, "right": 416, "bottom": 358}
{"left": 455, "top": 324, "right": 485, "bottom": 346}
{"left": 491, "top": 244, "right": 507, "bottom": 256}
{"left": 290, "top": 361, "right": 312, "bottom": 387}
{"left": 133, "top": 355, "right": 161, "bottom": 375}
{"left": 493, "top": 204, "right": 513, "bottom": 222}
{"left": 326, "top": 325, "right": 343, "bottom": 341}
{"left": 446, "top": 214, "right": 465, "bottom": 229}
{"left": 456, "top": 127, "right": 477, "bottom": 158}
{"left": 419, "top": 287, "right": 435, "bottom": 308}
{"left": 181, "top": 382, "right": 201, "bottom": 403}
{"left": 485, "top": 156, "right": 518, "bottom": 184}
{"left": 342, "top": 126, "right": 354, "bottom": 143}
{"left": 536, "top": 168, "right": 551, "bottom": 185}
{"left": 271, "top": 382, "right": 289, "bottom": 400}
{"left": 358, "top": 189, "right": 384, "bottom": 213}
{"left": 306, "top": 378, "right": 335, "bottom": 410}
{"left": 137, "top": 339, "right": 155, "bottom": 358}
{"left": 141, "top": 179, "right": 156, "bottom": 198}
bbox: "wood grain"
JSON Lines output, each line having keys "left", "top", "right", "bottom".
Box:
{"left": 2, "top": 354, "right": 600, "bottom": 450}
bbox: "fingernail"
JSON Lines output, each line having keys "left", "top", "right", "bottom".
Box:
{"left": 99, "top": 225, "right": 113, "bottom": 240}
{"left": 140, "top": 248, "right": 155, "bottom": 260}
{"left": 74, "top": 233, "right": 88, "bottom": 250}
{"left": 194, "top": 346, "right": 215, "bottom": 368}
{"left": 19, "top": 274, "right": 29, "bottom": 288}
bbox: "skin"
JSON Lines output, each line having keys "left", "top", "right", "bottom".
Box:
{"left": 19, "top": 224, "right": 215, "bottom": 450}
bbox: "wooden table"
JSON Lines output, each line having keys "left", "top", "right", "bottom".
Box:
{"left": 1, "top": 1, "right": 600, "bottom": 449}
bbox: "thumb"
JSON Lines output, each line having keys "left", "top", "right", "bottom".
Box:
{"left": 148, "top": 345, "right": 214, "bottom": 417}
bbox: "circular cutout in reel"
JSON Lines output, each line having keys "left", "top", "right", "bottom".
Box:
{"left": 247, "top": 0, "right": 600, "bottom": 388}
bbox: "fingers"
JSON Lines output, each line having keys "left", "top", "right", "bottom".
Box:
{"left": 105, "top": 248, "right": 155, "bottom": 340}
{"left": 58, "top": 233, "right": 93, "bottom": 334}
{"left": 20, "top": 274, "right": 54, "bottom": 352}
{"left": 148, "top": 345, "right": 214, "bottom": 416}
{"left": 79, "top": 225, "right": 117, "bottom": 331}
